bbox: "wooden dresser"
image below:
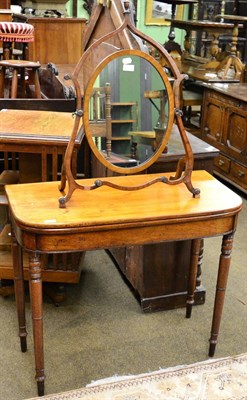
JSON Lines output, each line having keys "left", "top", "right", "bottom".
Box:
{"left": 201, "top": 83, "right": 247, "bottom": 194}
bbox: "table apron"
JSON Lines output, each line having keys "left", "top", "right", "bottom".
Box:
{"left": 0, "top": 142, "right": 72, "bottom": 154}
{"left": 14, "top": 215, "right": 237, "bottom": 253}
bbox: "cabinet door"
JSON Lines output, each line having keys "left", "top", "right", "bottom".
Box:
{"left": 202, "top": 95, "right": 225, "bottom": 145}
{"left": 225, "top": 105, "right": 247, "bottom": 162}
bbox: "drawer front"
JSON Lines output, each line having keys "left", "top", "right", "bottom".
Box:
{"left": 214, "top": 154, "right": 231, "bottom": 174}
{"left": 230, "top": 162, "right": 247, "bottom": 187}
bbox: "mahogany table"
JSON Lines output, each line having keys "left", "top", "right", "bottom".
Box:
{"left": 0, "top": 118, "right": 218, "bottom": 309}
{"left": 0, "top": 109, "right": 85, "bottom": 300}
{"left": 0, "top": 109, "right": 83, "bottom": 182}
{"left": 6, "top": 170, "right": 242, "bottom": 396}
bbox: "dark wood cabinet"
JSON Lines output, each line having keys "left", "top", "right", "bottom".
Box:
{"left": 106, "top": 129, "right": 219, "bottom": 312}
{"left": 201, "top": 83, "right": 247, "bottom": 193}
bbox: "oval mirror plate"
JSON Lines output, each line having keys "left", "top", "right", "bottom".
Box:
{"left": 84, "top": 49, "right": 174, "bottom": 175}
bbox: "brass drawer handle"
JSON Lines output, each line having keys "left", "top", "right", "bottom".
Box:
{"left": 218, "top": 159, "right": 225, "bottom": 166}
{"left": 238, "top": 170, "right": 245, "bottom": 178}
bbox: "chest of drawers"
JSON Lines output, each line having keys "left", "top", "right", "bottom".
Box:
{"left": 201, "top": 83, "right": 247, "bottom": 193}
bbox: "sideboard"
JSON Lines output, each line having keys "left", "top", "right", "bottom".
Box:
{"left": 201, "top": 83, "right": 247, "bottom": 194}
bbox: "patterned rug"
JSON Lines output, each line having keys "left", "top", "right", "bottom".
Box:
{"left": 27, "top": 353, "right": 247, "bottom": 400}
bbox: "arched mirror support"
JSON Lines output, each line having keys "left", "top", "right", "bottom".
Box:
{"left": 58, "top": 0, "right": 200, "bottom": 208}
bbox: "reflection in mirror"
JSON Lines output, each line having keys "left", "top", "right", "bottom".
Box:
{"left": 88, "top": 55, "right": 170, "bottom": 168}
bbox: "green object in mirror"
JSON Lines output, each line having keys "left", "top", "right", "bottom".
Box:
{"left": 84, "top": 49, "right": 174, "bottom": 175}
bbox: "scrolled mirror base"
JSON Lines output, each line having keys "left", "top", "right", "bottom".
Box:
{"left": 94, "top": 176, "right": 168, "bottom": 191}
{"left": 58, "top": 174, "right": 200, "bottom": 208}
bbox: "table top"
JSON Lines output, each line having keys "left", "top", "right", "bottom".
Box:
{"left": 202, "top": 83, "right": 247, "bottom": 102}
{"left": 166, "top": 127, "right": 218, "bottom": 157}
{"left": 215, "top": 15, "right": 247, "bottom": 24}
{"left": 129, "top": 125, "right": 218, "bottom": 155}
{"left": 172, "top": 19, "right": 243, "bottom": 32}
{"left": 6, "top": 171, "right": 242, "bottom": 233}
{"left": 0, "top": 109, "right": 83, "bottom": 146}
{"left": 181, "top": 62, "right": 240, "bottom": 83}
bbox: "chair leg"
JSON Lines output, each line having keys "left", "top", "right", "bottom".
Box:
{"left": 0, "top": 66, "right": 6, "bottom": 97}
{"left": 33, "top": 69, "right": 42, "bottom": 99}
{"left": 22, "top": 43, "right": 29, "bottom": 60}
{"left": 25, "top": 68, "right": 42, "bottom": 99}
{"left": 187, "top": 106, "right": 192, "bottom": 124}
{"left": 10, "top": 68, "right": 18, "bottom": 98}
{"left": 19, "top": 68, "right": 26, "bottom": 98}
{"left": 3, "top": 42, "right": 12, "bottom": 60}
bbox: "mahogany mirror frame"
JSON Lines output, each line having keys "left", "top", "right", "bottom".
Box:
{"left": 58, "top": 0, "right": 200, "bottom": 207}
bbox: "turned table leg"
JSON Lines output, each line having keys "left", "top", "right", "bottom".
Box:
{"left": 209, "top": 233, "right": 234, "bottom": 357}
{"left": 11, "top": 230, "right": 27, "bottom": 352}
{"left": 186, "top": 238, "right": 202, "bottom": 318}
{"left": 29, "top": 253, "right": 45, "bottom": 397}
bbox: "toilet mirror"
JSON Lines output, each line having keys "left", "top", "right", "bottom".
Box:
{"left": 83, "top": 49, "right": 175, "bottom": 174}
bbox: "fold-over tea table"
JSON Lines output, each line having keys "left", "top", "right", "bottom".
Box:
{"left": 5, "top": 170, "right": 242, "bottom": 397}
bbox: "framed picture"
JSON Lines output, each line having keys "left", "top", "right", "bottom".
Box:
{"left": 145, "top": 0, "right": 184, "bottom": 26}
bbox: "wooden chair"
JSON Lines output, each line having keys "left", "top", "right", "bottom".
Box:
{"left": 89, "top": 83, "right": 112, "bottom": 158}
{"left": 162, "top": 51, "right": 203, "bottom": 132}
{"left": 181, "top": 80, "right": 203, "bottom": 132}
{"left": 128, "top": 89, "right": 169, "bottom": 159}
{"left": 0, "top": 59, "right": 41, "bottom": 98}
{"left": 0, "top": 21, "right": 41, "bottom": 98}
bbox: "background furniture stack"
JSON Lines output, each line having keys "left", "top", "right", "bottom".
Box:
{"left": 188, "top": 0, "right": 247, "bottom": 63}
{"left": 201, "top": 82, "right": 247, "bottom": 194}
{"left": 164, "top": 0, "right": 246, "bottom": 194}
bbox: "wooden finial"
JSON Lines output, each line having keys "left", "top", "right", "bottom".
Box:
{"left": 123, "top": 1, "right": 130, "bottom": 11}
{"left": 97, "top": 0, "right": 111, "bottom": 7}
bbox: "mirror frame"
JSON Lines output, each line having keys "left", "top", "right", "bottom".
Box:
{"left": 58, "top": 1, "right": 200, "bottom": 208}
{"left": 83, "top": 48, "right": 175, "bottom": 175}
